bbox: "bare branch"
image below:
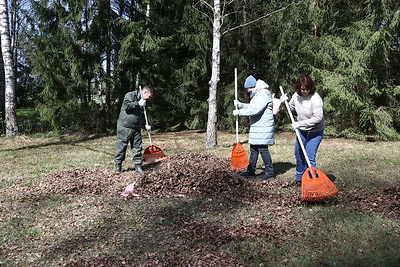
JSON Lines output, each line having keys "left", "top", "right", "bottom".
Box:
{"left": 193, "top": 0, "right": 213, "bottom": 23}
{"left": 221, "top": 0, "right": 235, "bottom": 15}
{"left": 193, "top": 0, "right": 214, "bottom": 11}
{"left": 222, "top": 1, "right": 304, "bottom": 36}
{"left": 221, "top": 0, "right": 239, "bottom": 20}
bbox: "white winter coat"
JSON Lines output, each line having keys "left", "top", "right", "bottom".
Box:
{"left": 237, "top": 80, "right": 275, "bottom": 145}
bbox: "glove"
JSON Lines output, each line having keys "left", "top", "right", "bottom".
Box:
{"left": 291, "top": 122, "right": 300, "bottom": 129}
{"left": 232, "top": 110, "right": 239, "bottom": 116}
{"left": 138, "top": 99, "right": 146, "bottom": 107}
{"left": 233, "top": 100, "right": 240, "bottom": 108}
{"left": 145, "top": 124, "right": 151, "bottom": 132}
{"left": 280, "top": 93, "right": 288, "bottom": 103}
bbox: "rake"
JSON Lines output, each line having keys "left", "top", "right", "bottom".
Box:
{"left": 140, "top": 86, "right": 167, "bottom": 163}
{"left": 230, "top": 68, "right": 249, "bottom": 170}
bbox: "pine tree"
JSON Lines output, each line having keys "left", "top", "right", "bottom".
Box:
{"left": 264, "top": 0, "right": 400, "bottom": 140}
{"left": 29, "top": 0, "right": 101, "bottom": 131}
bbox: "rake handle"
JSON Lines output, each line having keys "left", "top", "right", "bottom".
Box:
{"left": 139, "top": 86, "right": 152, "bottom": 145}
{"left": 279, "top": 86, "right": 312, "bottom": 168}
{"left": 234, "top": 68, "right": 239, "bottom": 143}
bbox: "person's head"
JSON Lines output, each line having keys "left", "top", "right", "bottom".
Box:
{"left": 244, "top": 75, "right": 257, "bottom": 92}
{"left": 141, "top": 86, "right": 154, "bottom": 100}
{"left": 294, "top": 74, "right": 316, "bottom": 96}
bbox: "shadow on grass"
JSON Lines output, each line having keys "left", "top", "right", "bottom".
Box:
{"left": 33, "top": 197, "right": 253, "bottom": 265}
{"left": 326, "top": 173, "right": 337, "bottom": 182}
{"left": 0, "top": 134, "right": 107, "bottom": 152}
{"left": 273, "top": 161, "right": 296, "bottom": 175}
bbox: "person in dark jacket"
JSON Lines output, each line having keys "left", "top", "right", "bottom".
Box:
{"left": 232, "top": 75, "right": 275, "bottom": 179}
{"left": 114, "top": 86, "right": 153, "bottom": 173}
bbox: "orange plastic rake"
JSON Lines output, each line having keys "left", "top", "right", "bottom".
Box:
{"left": 142, "top": 144, "right": 166, "bottom": 163}
{"left": 300, "top": 167, "right": 338, "bottom": 201}
{"left": 231, "top": 68, "right": 249, "bottom": 170}
{"left": 279, "top": 86, "right": 338, "bottom": 201}
{"left": 140, "top": 86, "right": 167, "bottom": 163}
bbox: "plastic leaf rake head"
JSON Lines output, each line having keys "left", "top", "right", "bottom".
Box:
{"left": 142, "top": 145, "right": 167, "bottom": 163}
{"left": 301, "top": 167, "right": 339, "bottom": 201}
{"left": 230, "top": 143, "right": 249, "bottom": 170}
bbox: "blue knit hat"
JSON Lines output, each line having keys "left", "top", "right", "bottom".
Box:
{"left": 244, "top": 75, "right": 257, "bottom": 88}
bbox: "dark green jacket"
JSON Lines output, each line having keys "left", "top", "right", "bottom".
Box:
{"left": 117, "top": 91, "right": 144, "bottom": 129}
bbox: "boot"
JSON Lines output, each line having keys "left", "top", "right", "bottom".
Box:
{"left": 115, "top": 164, "right": 122, "bottom": 173}
{"left": 240, "top": 169, "right": 256, "bottom": 178}
{"left": 135, "top": 164, "right": 144, "bottom": 174}
{"left": 240, "top": 145, "right": 257, "bottom": 178}
{"left": 260, "top": 172, "right": 275, "bottom": 180}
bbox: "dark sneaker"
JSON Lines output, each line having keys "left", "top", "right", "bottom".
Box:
{"left": 240, "top": 171, "right": 256, "bottom": 178}
{"left": 260, "top": 173, "right": 275, "bottom": 180}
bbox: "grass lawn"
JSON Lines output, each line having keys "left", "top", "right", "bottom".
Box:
{"left": 0, "top": 130, "right": 399, "bottom": 266}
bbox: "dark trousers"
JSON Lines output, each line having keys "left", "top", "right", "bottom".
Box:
{"left": 114, "top": 124, "right": 143, "bottom": 166}
{"left": 247, "top": 144, "right": 274, "bottom": 176}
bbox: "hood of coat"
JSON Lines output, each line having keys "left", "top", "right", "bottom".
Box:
{"left": 250, "top": 79, "right": 269, "bottom": 98}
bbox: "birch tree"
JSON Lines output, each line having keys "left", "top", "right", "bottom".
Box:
{"left": 194, "top": 0, "right": 298, "bottom": 148}
{"left": 0, "top": 48, "right": 4, "bottom": 128}
{"left": 0, "top": 0, "right": 18, "bottom": 137}
{"left": 204, "top": 0, "right": 221, "bottom": 149}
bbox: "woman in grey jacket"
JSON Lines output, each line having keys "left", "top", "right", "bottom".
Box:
{"left": 289, "top": 74, "right": 324, "bottom": 183}
{"left": 279, "top": 74, "right": 324, "bottom": 184}
{"left": 233, "top": 75, "right": 275, "bottom": 179}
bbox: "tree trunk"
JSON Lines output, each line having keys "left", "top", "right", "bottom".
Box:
{"left": 135, "top": 3, "right": 150, "bottom": 90}
{"left": 0, "top": 0, "right": 18, "bottom": 137}
{"left": 205, "top": 0, "right": 221, "bottom": 149}
{"left": 105, "top": 0, "right": 111, "bottom": 127}
{"left": 10, "top": 0, "right": 17, "bottom": 71}
{"left": 0, "top": 49, "right": 5, "bottom": 130}
{"left": 87, "top": 78, "right": 91, "bottom": 103}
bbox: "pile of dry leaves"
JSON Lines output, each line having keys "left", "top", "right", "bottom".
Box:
{"left": 133, "top": 152, "right": 263, "bottom": 202}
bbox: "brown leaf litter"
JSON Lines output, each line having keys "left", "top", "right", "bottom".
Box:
{"left": 5, "top": 152, "right": 398, "bottom": 219}
{"left": 3, "top": 152, "right": 399, "bottom": 266}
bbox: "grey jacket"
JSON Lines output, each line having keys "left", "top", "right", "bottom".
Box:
{"left": 289, "top": 92, "right": 324, "bottom": 132}
{"left": 237, "top": 80, "right": 275, "bottom": 145}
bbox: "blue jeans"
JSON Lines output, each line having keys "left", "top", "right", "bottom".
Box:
{"left": 294, "top": 129, "right": 324, "bottom": 181}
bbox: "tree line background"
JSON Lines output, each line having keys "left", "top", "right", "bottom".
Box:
{"left": 1, "top": 0, "right": 399, "bottom": 143}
